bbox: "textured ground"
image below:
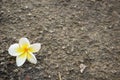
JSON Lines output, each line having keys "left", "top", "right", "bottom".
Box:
{"left": 0, "top": 0, "right": 120, "bottom": 80}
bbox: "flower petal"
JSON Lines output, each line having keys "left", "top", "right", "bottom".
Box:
{"left": 16, "top": 53, "right": 27, "bottom": 66}
{"left": 29, "top": 43, "right": 41, "bottom": 52}
{"left": 8, "top": 43, "right": 22, "bottom": 56}
{"left": 19, "top": 38, "right": 30, "bottom": 47}
{"left": 27, "top": 52, "right": 37, "bottom": 64}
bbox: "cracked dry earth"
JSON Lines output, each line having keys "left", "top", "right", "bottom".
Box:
{"left": 0, "top": 0, "right": 120, "bottom": 80}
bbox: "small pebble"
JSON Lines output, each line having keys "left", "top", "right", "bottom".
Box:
{"left": 80, "top": 64, "right": 87, "bottom": 73}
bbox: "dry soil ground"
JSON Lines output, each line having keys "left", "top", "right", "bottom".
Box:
{"left": 0, "top": 0, "right": 120, "bottom": 80}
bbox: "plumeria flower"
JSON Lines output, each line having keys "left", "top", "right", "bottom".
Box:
{"left": 8, "top": 38, "right": 41, "bottom": 67}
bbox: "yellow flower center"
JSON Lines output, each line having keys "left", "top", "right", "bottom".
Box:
{"left": 23, "top": 47, "right": 29, "bottom": 53}
{"left": 17, "top": 44, "right": 32, "bottom": 54}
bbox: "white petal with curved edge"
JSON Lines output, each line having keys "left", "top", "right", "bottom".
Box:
{"left": 27, "top": 52, "right": 37, "bottom": 64}
{"left": 19, "top": 38, "right": 30, "bottom": 47}
{"left": 30, "top": 43, "right": 41, "bottom": 52}
{"left": 16, "top": 53, "right": 27, "bottom": 66}
{"left": 8, "top": 43, "right": 21, "bottom": 56}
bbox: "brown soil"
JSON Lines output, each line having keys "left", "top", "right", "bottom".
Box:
{"left": 0, "top": 0, "right": 120, "bottom": 80}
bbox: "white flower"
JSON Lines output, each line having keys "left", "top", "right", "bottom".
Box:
{"left": 8, "top": 38, "right": 41, "bottom": 67}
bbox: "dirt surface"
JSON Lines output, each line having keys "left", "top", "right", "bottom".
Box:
{"left": 0, "top": 0, "right": 120, "bottom": 80}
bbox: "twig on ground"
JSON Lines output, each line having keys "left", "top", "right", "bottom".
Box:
{"left": 58, "top": 72, "right": 62, "bottom": 80}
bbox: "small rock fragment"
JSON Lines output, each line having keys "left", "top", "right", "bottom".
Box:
{"left": 27, "top": 13, "right": 32, "bottom": 16}
{"left": 80, "top": 64, "right": 87, "bottom": 73}
{"left": 91, "top": 0, "right": 96, "bottom": 2}
{"left": 25, "top": 74, "right": 30, "bottom": 80}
